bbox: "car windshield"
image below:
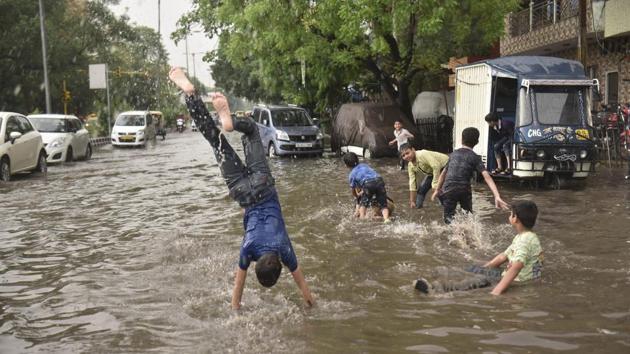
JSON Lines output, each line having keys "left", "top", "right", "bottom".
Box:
{"left": 29, "top": 118, "right": 67, "bottom": 132}
{"left": 528, "top": 86, "right": 587, "bottom": 125}
{"left": 116, "top": 115, "right": 145, "bottom": 126}
{"left": 271, "top": 109, "right": 312, "bottom": 127}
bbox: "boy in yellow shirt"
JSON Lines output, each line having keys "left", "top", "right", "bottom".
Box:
{"left": 399, "top": 143, "right": 449, "bottom": 209}
{"left": 415, "top": 200, "right": 543, "bottom": 295}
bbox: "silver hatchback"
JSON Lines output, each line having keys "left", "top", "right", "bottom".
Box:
{"left": 252, "top": 105, "right": 324, "bottom": 157}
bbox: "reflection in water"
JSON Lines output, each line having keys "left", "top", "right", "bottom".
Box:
{"left": 1, "top": 132, "right": 629, "bottom": 353}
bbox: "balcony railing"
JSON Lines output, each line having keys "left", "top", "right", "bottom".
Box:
{"left": 508, "top": 0, "right": 579, "bottom": 37}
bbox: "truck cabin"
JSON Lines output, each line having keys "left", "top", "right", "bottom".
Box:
{"left": 482, "top": 57, "right": 596, "bottom": 174}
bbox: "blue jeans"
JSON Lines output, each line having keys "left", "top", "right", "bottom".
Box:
{"left": 415, "top": 175, "right": 433, "bottom": 208}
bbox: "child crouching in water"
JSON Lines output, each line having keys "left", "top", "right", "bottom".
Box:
{"left": 344, "top": 152, "right": 392, "bottom": 223}
{"left": 415, "top": 200, "right": 543, "bottom": 295}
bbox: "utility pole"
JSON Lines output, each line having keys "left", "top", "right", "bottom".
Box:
{"left": 191, "top": 52, "right": 205, "bottom": 80}
{"left": 577, "top": 0, "right": 588, "bottom": 67}
{"left": 38, "top": 0, "right": 51, "bottom": 113}
{"left": 156, "top": 0, "right": 161, "bottom": 109}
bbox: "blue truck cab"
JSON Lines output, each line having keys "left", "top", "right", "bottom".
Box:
{"left": 454, "top": 56, "right": 598, "bottom": 186}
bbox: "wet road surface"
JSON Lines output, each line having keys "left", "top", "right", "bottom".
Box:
{"left": 1, "top": 131, "right": 630, "bottom": 353}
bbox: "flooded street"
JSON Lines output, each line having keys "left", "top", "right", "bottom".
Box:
{"left": 1, "top": 131, "right": 629, "bottom": 353}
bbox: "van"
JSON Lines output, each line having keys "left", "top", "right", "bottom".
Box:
{"left": 454, "top": 56, "right": 598, "bottom": 188}
{"left": 111, "top": 111, "right": 156, "bottom": 146}
{"left": 252, "top": 105, "right": 324, "bottom": 157}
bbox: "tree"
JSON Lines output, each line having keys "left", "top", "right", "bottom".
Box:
{"left": 0, "top": 0, "right": 183, "bottom": 135}
{"left": 175, "top": 0, "right": 519, "bottom": 119}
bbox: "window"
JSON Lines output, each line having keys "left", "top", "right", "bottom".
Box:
{"left": 30, "top": 118, "right": 66, "bottom": 133}
{"left": 5, "top": 117, "right": 20, "bottom": 141}
{"left": 530, "top": 86, "right": 587, "bottom": 125}
{"left": 16, "top": 116, "right": 34, "bottom": 133}
{"left": 606, "top": 72, "right": 618, "bottom": 105}
{"left": 270, "top": 109, "right": 312, "bottom": 127}
{"left": 253, "top": 108, "right": 261, "bottom": 123}
{"left": 261, "top": 111, "right": 270, "bottom": 126}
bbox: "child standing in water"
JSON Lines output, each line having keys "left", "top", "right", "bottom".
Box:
{"left": 415, "top": 200, "right": 543, "bottom": 295}
{"left": 389, "top": 120, "right": 414, "bottom": 170}
{"left": 344, "top": 152, "right": 392, "bottom": 223}
{"left": 431, "top": 127, "right": 509, "bottom": 224}
{"left": 168, "top": 67, "right": 314, "bottom": 310}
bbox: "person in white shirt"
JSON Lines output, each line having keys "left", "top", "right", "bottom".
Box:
{"left": 389, "top": 120, "right": 415, "bottom": 170}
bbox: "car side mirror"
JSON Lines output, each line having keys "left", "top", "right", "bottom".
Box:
{"left": 263, "top": 119, "right": 268, "bottom": 126}
{"left": 9, "top": 131, "right": 22, "bottom": 144}
{"left": 312, "top": 118, "right": 320, "bottom": 127}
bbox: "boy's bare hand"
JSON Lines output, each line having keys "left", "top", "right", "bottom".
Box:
{"left": 495, "top": 197, "right": 509, "bottom": 210}
{"left": 430, "top": 189, "right": 439, "bottom": 202}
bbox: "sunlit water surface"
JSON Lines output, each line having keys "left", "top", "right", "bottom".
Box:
{"left": 1, "top": 132, "right": 629, "bottom": 353}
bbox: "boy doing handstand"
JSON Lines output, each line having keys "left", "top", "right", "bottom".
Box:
{"left": 169, "top": 67, "right": 314, "bottom": 310}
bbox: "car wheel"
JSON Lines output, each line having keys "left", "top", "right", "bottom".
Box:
{"left": 84, "top": 144, "right": 92, "bottom": 161}
{"left": 35, "top": 151, "right": 47, "bottom": 175}
{"left": 268, "top": 143, "right": 278, "bottom": 157}
{"left": 0, "top": 157, "right": 10, "bottom": 182}
{"left": 66, "top": 146, "right": 73, "bottom": 162}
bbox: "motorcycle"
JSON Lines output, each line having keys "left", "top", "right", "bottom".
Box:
{"left": 176, "top": 118, "right": 184, "bottom": 133}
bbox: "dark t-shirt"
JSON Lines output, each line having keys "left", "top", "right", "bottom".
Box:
{"left": 442, "top": 147, "right": 486, "bottom": 194}
{"left": 239, "top": 192, "right": 298, "bottom": 272}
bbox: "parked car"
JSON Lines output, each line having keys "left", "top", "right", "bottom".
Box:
{"left": 28, "top": 114, "right": 91, "bottom": 163}
{"left": 111, "top": 111, "right": 156, "bottom": 146}
{"left": 0, "top": 112, "right": 47, "bottom": 182}
{"left": 252, "top": 104, "right": 324, "bottom": 157}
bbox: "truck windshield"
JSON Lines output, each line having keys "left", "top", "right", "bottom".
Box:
{"left": 529, "top": 86, "right": 587, "bottom": 125}
{"left": 271, "top": 109, "right": 312, "bottom": 127}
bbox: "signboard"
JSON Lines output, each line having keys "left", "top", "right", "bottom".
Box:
{"left": 89, "top": 64, "right": 107, "bottom": 89}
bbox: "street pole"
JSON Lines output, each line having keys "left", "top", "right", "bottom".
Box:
{"left": 185, "top": 35, "right": 190, "bottom": 73}
{"left": 577, "top": 0, "right": 588, "bottom": 67}
{"left": 156, "top": 0, "right": 161, "bottom": 109}
{"left": 38, "top": 0, "right": 51, "bottom": 113}
{"left": 106, "top": 64, "right": 112, "bottom": 135}
{"left": 192, "top": 52, "right": 197, "bottom": 79}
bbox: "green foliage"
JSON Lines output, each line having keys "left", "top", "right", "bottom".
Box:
{"left": 176, "top": 0, "right": 518, "bottom": 120}
{"left": 0, "top": 0, "right": 183, "bottom": 136}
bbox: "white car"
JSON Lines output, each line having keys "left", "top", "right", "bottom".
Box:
{"left": 0, "top": 112, "right": 47, "bottom": 182}
{"left": 28, "top": 114, "right": 92, "bottom": 163}
{"left": 111, "top": 111, "right": 156, "bottom": 146}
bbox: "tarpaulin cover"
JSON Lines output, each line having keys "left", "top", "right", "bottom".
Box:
{"left": 331, "top": 102, "right": 421, "bottom": 158}
{"left": 480, "top": 56, "right": 587, "bottom": 81}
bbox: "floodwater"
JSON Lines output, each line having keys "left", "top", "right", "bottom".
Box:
{"left": 1, "top": 131, "right": 629, "bottom": 353}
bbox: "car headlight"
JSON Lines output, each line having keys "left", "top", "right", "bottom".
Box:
{"left": 316, "top": 132, "right": 324, "bottom": 140}
{"left": 49, "top": 137, "right": 66, "bottom": 148}
{"left": 137, "top": 129, "right": 145, "bottom": 135}
{"left": 276, "top": 130, "right": 290, "bottom": 141}
{"left": 536, "top": 150, "right": 546, "bottom": 159}
{"left": 579, "top": 150, "right": 588, "bottom": 159}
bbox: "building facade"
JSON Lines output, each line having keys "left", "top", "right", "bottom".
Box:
{"left": 501, "top": 0, "right": 630, "bottom": 107}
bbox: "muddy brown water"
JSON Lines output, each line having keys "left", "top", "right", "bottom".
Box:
{"left": 1, "top": 131, "right": 629, "bottom": 353}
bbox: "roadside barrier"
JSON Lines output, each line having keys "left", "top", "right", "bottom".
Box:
{"left": 90, "top": 137, "right": 111, "bottom": 147}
